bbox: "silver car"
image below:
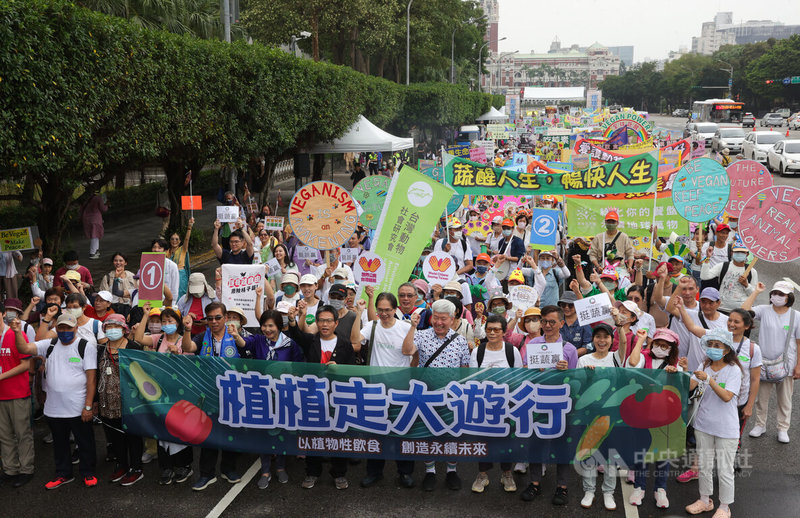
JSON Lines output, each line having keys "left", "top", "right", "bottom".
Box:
{"left": 761, "top": 113, "right": 785, "bottom": 127}
{"left": 691, "top": 123, "right": 719, "bottom": 148}
{"left": 711, "top": 127, "right": 746, "bottom": 154}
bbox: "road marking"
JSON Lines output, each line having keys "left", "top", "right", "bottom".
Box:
{"left": 619, "top": 470, "right": 640, "bottom": 518}
{"left": 205, "top": 459, "right": 260, "bottom": 518}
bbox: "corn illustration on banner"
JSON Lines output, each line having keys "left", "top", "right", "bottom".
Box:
{"left": 121, "top": 350, "right": 689, "bottom": 464}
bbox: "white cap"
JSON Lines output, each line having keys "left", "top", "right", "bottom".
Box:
{"left": 96, "top": 290, "right": 113, "bottom": 303}
{"left": 299, "top": 274, "right": 318, "bottom": 286}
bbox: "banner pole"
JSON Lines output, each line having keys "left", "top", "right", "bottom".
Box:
{"left": 648, "top": 182, "right": 658, "bottom": 272}
{"left": 190, "top": 179, "right": 194, "bottom": 219}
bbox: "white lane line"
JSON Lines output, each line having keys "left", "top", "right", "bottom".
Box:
{"left": 205, "top": 459, "right": 260, "bottom": 518}
{"left": 619, "top": 470, "right": 640, "bottom": 518}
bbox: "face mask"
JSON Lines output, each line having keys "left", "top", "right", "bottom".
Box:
{"left": 491, "top": 306, "right": 506, "bottom": 316}
{"left": 189, "top": 289, "right": 204, "bottom": 298}
{"left": 161, "top": 324, "right": 177, "bottom": 335}
{"left": 732, "top": 252, "right": 747, "bottom": 263}
{"left": 728, "top": 221, "right": 738, "bottom": 230}
{"left": 539, "top": 260, "right": 553, "bottom": 269}
{"left": 281, "top": 315, "right": 289, "bottom": 327}
{"left": 229, "top": 320, "right": 241, "bottom": 330}
{"left": 502, "top": 229, "right": 512, "bottom": 237}
{"left": 148, "top": 322, "right": 162, "bottom": 334}
{"left": 771, "top": 294, "right": 788, "bottom": 307}
{"left": 652, "top": 347, "right": 670, "bottom": 359}
{"left": 283, "top": 285, "right": 297, "bottom": 296}
{"left": 329, "top": 299, "right": 345, "bottom": 311}
{"left": 476, "top": 265, "right": 488, "bottom": 274}
{"left": 602, "top": 281, "right": 616, "bottom": 291}
{"left": 66, "top": 264, "right": 79, "bottom": 270}
{"left": 525, "top": 321, "right": 541, "bottom": 334}
{"left": 615, "top": 314, "right": 629, "bottom": 326}
{"left": 105, "top": 328, "right": 124, "bottom": 341}
{"left": 517, "top": 223, "right": 526, "bottom": 230}
{"left": 224, "top": 199, "right": 233, "bottom": 206}
{"left": 705, "top": 347, "right": 724, "bottom": 361}
{"left": 66, "top": 307, "right": 84, "bottom": 319}
{"left": 57, "top": 331, "right": 75, "bottom": 343}
{"left": 605, "top": 223, "right": 617, "bottom": 231}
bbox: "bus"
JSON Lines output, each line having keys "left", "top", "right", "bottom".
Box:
{"left": 691, "top": 99, "right": 745, "bottom": 123}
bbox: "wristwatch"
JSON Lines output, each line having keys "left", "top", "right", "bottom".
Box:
{"left": 84, "top": 405, "right": 92, "bottom": 411}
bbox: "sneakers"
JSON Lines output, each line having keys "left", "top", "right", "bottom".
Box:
{"left": 120, "top": 470, "right": 143, "bottom": 487}
{"left": 334, "top": 476, "right": 349, "bottom": 490}
{"left": 520, "top": 482, "right": 541, "bottom": 501}
{"left": 221, "top": 470, "right": 242, "bottom": 484}
{"left": 301, "top": 476, "right": 317, "bottom": 489}
{"left": 686, "top": 498, "right": 715, "bottom": 515}
{"left": 141, "top": 451, "right": 156, "bottom": 464}
{"left": 629, "top": 487, "right": 645, "bottom": 506}
{"left": 84, "top": 475, "right": 98, "bottom": 487}
{"left": 778, "top": 430, "right": 790, "bottom": 443}
{"left": 552, "top": 486, "right": 569, "bottom": 506}
{"left": 580, "top": 491, "right": 595, "bottom": 508}
{"left": 159, "top": 469, "right": 174, "bottom": 485}
{"left": 471, "top": 472, "right": 489, "bottom": 493}
{"left": 677, "top": 469, "right": 699, "bottom": 483}
{"left": 174, "top": 467, "right": 193, "bottom": 484}
{"left": 422, "top": 472, "right": 436, "bottom": 491}
{"left": 257, "top": 473, "right": 271, "bottom": 490}
{"left": 71, "top": 449, "right": 80, "bottom": 465}
{"left": 89, "top": 253, "right": 101, "bottom": 260}
{"left": 110, "top": 467, "right": 127, "bottom": 483}
{"left": 45, "top": 476, "right": 74, "bottom": 490}
{"left": 655, "top": 488, "right": 670, "bottom": 508}
{"left": 276, "top": 469, "right": 289, "bottom": 484}
{"left": 500, "top": 472, "right": 516, "bottom": 492}
{"left": 749, "top": 425, "right": 766, "bottom": 438}
{"left": 513, "top": 462, "right": 528, "bottom": 474}
{"left": 445, "top": 471, "right": 461, "bottom": 490}
{"left": 192, "top": 476, "right": 217, "bottom": 491}
{"left": 603, "top": 492, "right": 616, "bottom": 510}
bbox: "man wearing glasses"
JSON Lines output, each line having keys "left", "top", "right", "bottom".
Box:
{"left": 557, "top": 292, "right": 592, "bottom": 356}
{"left": 519, "top": 305, "right": 578, "bottom": 506}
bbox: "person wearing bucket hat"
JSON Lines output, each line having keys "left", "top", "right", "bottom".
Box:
{"left": 96, "top": 313, "right": 146, "bottom": 487}
{"left": 475, "top": 288, "right": 514, "bottom": 342}
{"left": 225, "top": 307, "right": 251, "bottom": 341}
{"left": 276, "top": 272, "right": 301, "bottom": 306}
{"left": 686, "top": 327, "right": 742, "bottom": 518}
{"left": 743, "top": 280, "right": 800, "bottom": 444}
{"left": 666, "top": 287, "right": 729, "bottom": 372}
{"left": 700, "top": 244, "right": 758, "bottom": 314}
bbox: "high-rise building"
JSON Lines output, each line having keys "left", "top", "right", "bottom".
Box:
{"left": 691, "top": 12, "right": 800, "bottom": 55}
{"left": 607, "top": 46, "right": 634, "bottom": 67}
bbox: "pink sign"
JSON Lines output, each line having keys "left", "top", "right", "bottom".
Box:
{"left": 739, "top": 186, "right": 800, "bottom": 262}
{"left": 469, "top": 147, "right": 487, "bottom": 164}
{"left": 725, "top": 160, "right": 772, "bottom": 218}
{"left": 138, "top": 252, "right": 166, "bottom": 307}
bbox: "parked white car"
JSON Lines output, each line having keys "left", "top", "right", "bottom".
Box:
{"left": 743, "top": 131, "right": 785, "bottom": 163}
{"left": 767, "top": 139, "right": 800, "bottom": 176}
{"left": 789, "top": 113, "right": 800, "bottom": 130}
{"left": 691, "top": 123, "right": 719, "bottom": 148}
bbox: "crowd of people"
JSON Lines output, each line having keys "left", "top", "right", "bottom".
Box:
{"left": 0, "top": 143, "right": 795, "bottom": 518}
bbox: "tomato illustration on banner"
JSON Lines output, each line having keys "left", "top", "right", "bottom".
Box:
{"left": 739, "top": 186, "right": 800, "bottom": 262}
{"left": 422, "top": 250, "right": 456, "bottom": 284}
{"left": 351, "top": 176, "right": 390, "bottom": 230}
{"left": 352, "top": 251, "right": 386, "bottom": 286}
{"left": 725, "top": 160, "right": 772, "bottom": 218}
{"left": 138, "top": 252, "right": 165, "bottom": 308}
{"left": 289, "top": 181, "right": 359, "bottom": 250}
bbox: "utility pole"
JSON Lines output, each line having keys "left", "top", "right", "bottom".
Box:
{"left": 222, "top": 0, "right": 231, "bottom": 43}
{"left": 478, "top": 37, "right": 506, "bottom": 93}
{"left": 406, "top": 0, "right": 414, "bottom": 85}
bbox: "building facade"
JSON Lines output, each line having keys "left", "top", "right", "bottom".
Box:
{"left": 691, "top": 11, "right": 800, "bottom": 55}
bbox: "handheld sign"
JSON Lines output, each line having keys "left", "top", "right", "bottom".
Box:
{"left": 352, "top": 251, "right": 386, "bottom": 286}
{"left": 138, "top": 252, "right": 166, "bottom": 308}
{"left": 672, "top": 158, "right": 730, "bottom": 223}
{"left": 574, "top": 294, "right": 613, "bottom": 326}
{"left": 739, "top": 186, "right": 800, "bottom": 262}
{"left": 351, "top": 176, "right": 390, "bottom": 230}
{"left": 339, "top": 247, "right": 360, "bottom": 264}
{"left": 266, "top": 258, "right": 281, "bottom": 277}
{"left": 530, "top": 208, "right": 560, "bottom": 251}
{"left": 0, "top": 226, "right": 39, "bottom": 252}
{"left": 289, "top": 181, "right": 358, "bottom": 250}
{"left": 464, "top": 219, "right": 491, "bottom": 238}
{"left": 422, "top": 250, "right": 457, "bottom": 285}
{"left": 181, "top": 196, "right": 202, "bottom": 211}
{"left": 509, "top": 285, "right": 539, "bottom": 312}
{"left": 295, "top": 245, "right": 318, "bottom": 262}
{"left": 725, "top": 160, "right": 772, "bottom": 218}
{"left": 526, "top": 341, "right": 563, "bottom": 369}
{"left": 261, "top": 216, "right": 285, "bottom": 232}
{"left": 216, "top": 205, "right": 239, "bottom": 223}
{"left": 221, "top": 264, "right": 264, "bottom": 325}
{"left": 469, "top": 147, "right": 487, "bottom": 164}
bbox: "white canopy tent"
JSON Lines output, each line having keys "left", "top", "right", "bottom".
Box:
{"left": 309, "top": 115, "right": 413, "bottom": 153}
{"left": 523, "top": 86, "right": 585, "bottom": 103}
{"left": 475, "top": 106, "right": 508, "bottom": 121}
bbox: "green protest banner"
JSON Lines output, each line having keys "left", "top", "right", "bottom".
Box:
{"left": 351, "top": 176, "right": 390, "bottom": 230}
{"left": 444, "top": 154, "right": 658, "bottom": 196}
{"left": 120, "top": 349, "right": 689, "bottom": 464}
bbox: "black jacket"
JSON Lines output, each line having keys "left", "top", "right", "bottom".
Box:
{"left": 286, "top": 324, "right": 356, "bottom": 365}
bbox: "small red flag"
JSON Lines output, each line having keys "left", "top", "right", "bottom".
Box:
{"left": 181, "top": 196, "right": 202, "bottom": 211}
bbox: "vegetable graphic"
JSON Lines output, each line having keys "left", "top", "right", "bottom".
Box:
{"left": 576, "top": 415, "right": 612, "bottom": 461}
{"left": 130, "top": 361, "right": 162, "bottom": 401}
{"left": 619, "top": 387, "right": 682, "bottom": 429}
{"left": 165, "top": 400, "right": 213, "bottom": 444}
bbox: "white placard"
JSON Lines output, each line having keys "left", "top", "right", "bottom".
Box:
{"left": 526, "top": 341, "right": 563, "bottom": 369}
{"left": 422, "top": 250, "right": 457, "bottom": 285}
{"left": 574, "top": 294, "right": 613, "bottom": 326}
{"left": 276, "top": 300, "right": 294, "bottom": 313}
{"left": 220, "top": 264, "right": 265, "bottom": 325}
{"left": 266, "top": 258, "right": 281, "bottom": 277}
{"left": 295, "top": 245, "right": 318, "bottom": 261}
{"left": 339, "top": 247, "right": 360, "bottom": 264}
{"left": 508, "top": 285, "right": 539, "bottom": 312}
{"left": 216, "top": 205, "right": 240, "bottom": 223}
{"left": 352, "top": 251, "right": 387, "bottom": 286}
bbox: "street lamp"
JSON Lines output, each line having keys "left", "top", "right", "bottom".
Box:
{"left": 495, "top": 50, "right": 518, "bottom": 94}
{"left": 406, "top": 0, "right": 414, "bottom": 85}
{"left": 718, "top": 60, "right": 733, "bottom": 99}
{"left": 451, "top": 27, "right": 458, "bottom": 84}
{"left": 478, "top": 36, "right": 507, "bottom": 92}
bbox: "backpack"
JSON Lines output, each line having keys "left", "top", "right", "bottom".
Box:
{"left": 699, "top": 260, "right": 752, "bottom": 291}
{"left": 45, "top": 338, "right": 90, "bottom": 362}
{"left": 476, "top": 341, "right": 515, "bottom": 368}
{"left": 438, "top": 237, "right": 468, "bottom": 259}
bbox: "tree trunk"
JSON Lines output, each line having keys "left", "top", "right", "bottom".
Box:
{"left": 37, "top": 179, "right": 74, "bottom": 257}
{"left": 376, "top": 55, "right": 385, "bottom": 78}
{"left": 312, "top": 154, "right": 324, "bottom": 182}
{"left": 311, "top": 14, "right": 320, "bottom": 62}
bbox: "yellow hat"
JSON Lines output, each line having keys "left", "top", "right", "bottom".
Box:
{"left": 508, "top": 269, "right": 525, "bottom": 284}
{"left": 64, "top": 270, "right": 81, "bottom": 282}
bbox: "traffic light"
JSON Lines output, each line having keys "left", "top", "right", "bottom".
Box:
{"left": 765, "top": 80, "right": 773, "bottom": 84}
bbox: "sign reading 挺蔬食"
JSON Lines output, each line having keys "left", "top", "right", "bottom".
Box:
{"left": 739, "top": 186, "right": 800, "bottom": 262}
{"left": 725, "top": 160, "right": 772, "bottom": 218}
{"left": 289, "top": 181, "right": 358, "bottom": 250}
{"left": 671, "top": 158, "right": 730, "bottom": 223}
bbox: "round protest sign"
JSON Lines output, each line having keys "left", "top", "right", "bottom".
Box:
{"left": 464, "top": 219, "right": 491, "bottom": 238}
{"left": 672, "top": 158, "right": 730, "bottom": 223}
{"left": 739, "top": 186, "right": 800, "bottom": 262}
{"left": 446, "top": 194, "right": 465, "bottom": 215}
{"left": 422, "top": 250, "right": 457, "bottom": 285}
{"left": 351, "top": 176, "right": 390, "bottom": 230}
{"left": 725, "top": 160, "right": 772, "bottom": 218}
{"left": 289, "top": 181, "right": 358, "bottom": 250}
{"left": 509, "top": 285, "right": 538, "bottom": 312}
{"left": 352, "top": 251, "right": 386, "bottom": 286}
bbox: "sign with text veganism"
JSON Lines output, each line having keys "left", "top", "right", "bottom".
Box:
{"left": 289, "top": 181, "right": 358, "bottom": 250}
{"left": 120, "top": 350, "right": 689, "bottom": 464}
{"left": 444, "top": 154, "right": 658, "bottom": 196}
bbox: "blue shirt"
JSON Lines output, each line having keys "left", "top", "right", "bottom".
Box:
{"left": 560, "top": 319, "right": 593, "bottom": 351}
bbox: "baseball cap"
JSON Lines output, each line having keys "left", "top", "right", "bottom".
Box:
{"left": 615, "top": 300, "right": 643, "bottom": 318}
{"left": 668, "top": 255, "right": 684, "bottom": 263}
{"left": 653, "top": 328, "right": 680, "bottom": 346}
{"left": 328, "top": 284, "right": 348, "bottom": 299}
{"left": 699, "top": 287, "right": 721, "bottom": 301}
{"left": 491, "top": 216, "right": 503, "bottom": 225}
{"left": 559, "top": 292, "right": 578, "bottom": 305}
{"left": 56, "top": 313, "right": 78, "bottom": 328}
{"left": 592, "top": 323, "right": 614, "bottom": 337}
{"left": 96, "top": 290, "right": 113, "bottom": 303}
{"left": 412, "top": 279, "right": 430, "bottom": 295}
{"left": 42, "top": 258, "right": 53, "bottom": 266}
{"left": 772, "top": 281, "right": 794, "bottom": 295}
{"left": 731, "top": 245, "right": 748, "bottom": 253}
{"left": 475, "top": 253, "right": 493, "bottom": 264}
{"left": 281, "top": 272, "right": 299, "bottom": 286}
{"left": 2, "top": 298, "right": 23, "bottom": 312}
{"left": 332, "top": 267, "right": 348, "bottom": 279}
{"left": 605, "top": 210, "right": 619, "bottom": 222}
{"left": 716, "top": 223, "right": 731, "bottom": 232}
{"left": 501, "top": 218, "right": 514, "bottom": 228}
{"left": 299, "top": 274, "right": 318, "bottom": 286}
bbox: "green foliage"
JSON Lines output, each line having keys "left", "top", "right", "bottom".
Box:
{"left": 744, "top": 35, "right": 800, "bottom": 106}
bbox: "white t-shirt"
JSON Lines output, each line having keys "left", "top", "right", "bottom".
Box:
{"left": 732, "top": 338, "right": 762, "bottom": 405}
{"left": 433, "top": 238, "right": 473, "bottom": 271}
{"left": 36, "top": 338, "right": 97, "bottom": 418}
{"left": 469, "top": 345, "right": 523, "bottom": 368}
{"left": 77, "top": 318, "right": 105, "bottom": 344}
{"left": 692, "top": 363, "right": 743, "bottom": 439}
{"left": 688, "top": 312, "right": 729, "bottom": 372}
{"left": 631, "top": 313, "right": 656, "bottom": 339}
{"left": 360, "top": 320, "right": 412, "bottom": 368}
{"left": 577, "top": 350, "right": 643, "bottom": 368}
{"left": 752, "top": 306, "right": 800, "bottom": 366}
{"left": 700, "top": 242, "right": 729, "bottom": 268}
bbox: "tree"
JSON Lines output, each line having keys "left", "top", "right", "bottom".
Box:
{"left": 745, "top": 35, "right": 800, "bottom": 107}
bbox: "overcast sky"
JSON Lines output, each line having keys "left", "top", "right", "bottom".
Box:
{"left": 497, "top": 0, "right": 800, "bottom": 61}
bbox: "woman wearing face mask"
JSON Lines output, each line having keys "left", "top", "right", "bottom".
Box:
{"left": 700, "top": 245, "right": 758, "bottom": 315}
{"left": 177, "top": 273, "right": 217, "bottom": 337}
{"left": 474, "top": 289, "right": 516, "bottom": 342}
{"left": 514, "top": 213, "right": 531, "bottom": 245}
{"left": 467, "top": 253, "right": 500, "bottom": 312}
{"left": 97, "top": 314, "right": 145, "bottom": 486}
{"left": 225, "top": 307, "right": 251, "bottom": 341}
{"left": 36, "top": 293, "right": 107, "bottom": 345}
{"left": 685, "top": 329, "right": 743, "bottom": 518}
{"left": 743, "top": 281, "right": 800, "bottom": 444}
{"left": 230, "top": 310, "right": 303, "bottom": 489}
{"left": 526, "top": 251, "right": 568, "bottom": 308}
{"left": 276, "top": 273, "right": 301, "bottom": 306}
{"left": 269, "top": 244, "right": 299, "bottom": 293}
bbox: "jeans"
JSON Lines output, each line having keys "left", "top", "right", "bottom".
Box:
{"left": 157, "top": 443, "right": 193, "bottom": 471}
{"left": 260, "top": 454, "right": 286, "bottom": 475}
{"left": 579, "top": 464, "right": 617, "bottom": 493}
{"left": 48, "top": 416, "right": 96, "bottom": 478}
{"left": 634, "top": 461, "right": 669, "bottom": 491}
